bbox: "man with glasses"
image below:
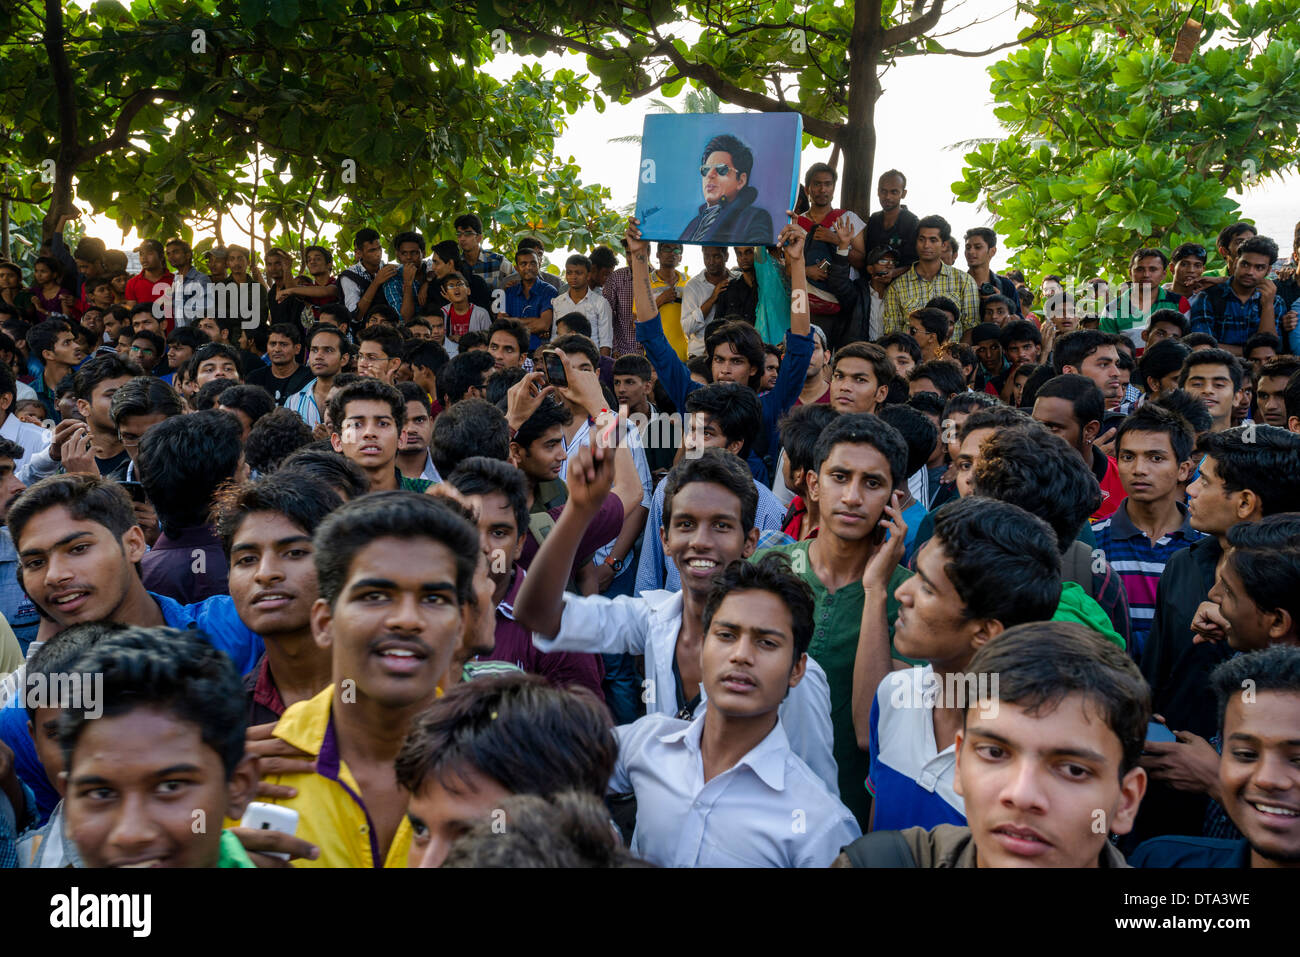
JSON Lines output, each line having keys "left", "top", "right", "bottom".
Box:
{"left": 129, "top": 329, "right": 165, "bottom": 374}
{"left": 679, "top": 134, "right": 775, "bottom": 245}
{"left": 453, "top": 213, "right": 516, "bottom": 291}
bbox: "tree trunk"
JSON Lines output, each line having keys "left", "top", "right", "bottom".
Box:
{"left": 839, "top": 0, "right": 884, "bottom": 218}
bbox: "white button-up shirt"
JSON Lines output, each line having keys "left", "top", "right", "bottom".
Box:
{"left": 551, "top": 288, "right": 614, "bottom": 351}
{"left": 533, "top": 588, "right": 839, "bottom": 794}
{"left": 610, "top": 712, "right": 860, "bottom": 867}
{"left": 0, "top": 413, "right": 52, "bottom": 484}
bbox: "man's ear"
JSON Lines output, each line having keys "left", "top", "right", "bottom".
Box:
{"left": 806, "top": 468, "right": 822, "bottom": 505}
{"left": 1176, "top": 458, "right": 1194, "bottom": 483}
{"left": 310, "top": 597, "right": 335, "bottom": 651}
{"left": 873, "top": 384, "right": 889, "bottom": 407}
{"left": 0, "top": 391, "right": 13, "bottom": 415}
{"left": 1236, "top": 488, "right": 1263, "bottom": 522}
{"left": 725, "top": 438, "right": 744, "bottom": 457}
{"left": 741, "top": 526, "right": 760, "bottom": 559}
{"left": 970, "top": 618, "right": 1004, "bottom": 651}
{"left": 1289, "top": 415, "right": 1300, "bottom": 436}
{"left": 329, "top": 432, "right": 343, "bottom": 454}
{"left": 736, "top": 171, "right": 749, "bottom": 190}
{"left": 224, "top": 754, "right": 260, "bottom": 822}
{"left": 786, "top": 651, "right": 807, "bottom": 690}
{"left": 75, "top": 398, "right": 93, "bottom": 421}
{"left": 1108, "top": 766, "right": 1148, "bottom": 837}
{"left": 1062, "top": 364, "right": 1079, "bottom": 376}
{"left": 1083, "top": 419, "right": 1101, "bottom": 445}
{"left": 1266, "top": 606, "right": 1293, "bottom": 643}
{"left": 122, "top": 525, "right": 148, "bottom": 564}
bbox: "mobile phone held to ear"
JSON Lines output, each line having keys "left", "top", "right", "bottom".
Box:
{"left": 1145, "top": 720, "right": 1177, "bottom": 744}
{"left": 119, "top": 481, "right": 149, "bottom": 504}
{"left": 542, "top": 349, "right": 568, "bottom": 388}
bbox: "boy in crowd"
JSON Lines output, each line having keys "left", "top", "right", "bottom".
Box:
{"left": 486, "top": 318, "right": 529, "bottom": 372}
{"left": 860, "top": 497, "right": 1062, "bottom": 833}
{"left": 1091, "top": 404, "right": 1202, "bottom": 659}
{"left": 27, "top": 319, "right": 85, "bottom": 424}
{"left": 1205, "top": 514, "right": 1300, "bottom": 653}
{"left": 356, "top": 324, "right": 403, "bottom": 385}
{"left": 395, "top": 381, "right": 439, "bottom": 483}
{"left": 192, "top": 341, "right": 243, "bottom": 389}
{"left": 551, "top": 254, "right": 613, "bottom": 355}
{"left": 444, "top": 456, "right": 605, "bottom": 699}
{"left": 1136, "top": 425, "right": 1300, "bottom": 845}
{"left": 837, "top": 622, "right": 1147, "bottom": 868}
{"left": 1179, "top": 347, "right": 1243, "bottom": 434}
{"left": 246, "top": 322, "right": 313, "bottom": 404}
{"left": 328, "top": 378, "right": 432, "bottom": 493}
{"left": 1189, "top": 236, "right": 1286, "bottom": 354}
{"left": 259, "top": 492, "right": 480, "bottom": 867}
{"left": 828, "top": 342, "right": 894, "bottom": 417}
{"left": 632, "top": 217, "right": 814, "bottom": 485}
{"left": 907, "top": 359, "right": 965, "bottom": 405}
{"left": 57, "top": 627, "right": 260, "bottom": 868}
{"left": 216, "top": 473, "right": 340, "bottom": 727}
{"left": 288, "top": 322, "right": 353, "bottom": 430}
{"left": 1136, "top": 338, "right": 1191, "bottom": 401}
{"left": 1131, "top": 645, "right": 1300, "bottom": 868}
{"left": 608, "top": 553, "right": 860, "bottom": 866}
{"left": 754, "top": 413, "right": 912, "bottom": 826}
{"left": 138, "top": 410, "right": 245, "bottom": 603}
{"left": 516, "top": 445, "right": 835, "bottom": 789}
{"left": 1142, "top": 308, "right": 1189, "bottom": 349}
{"left": 396, "top": 673, "right": 617, "bottom": 867}
{"left": 611, "top": 354, "right": 677, "bottom": 486}
{"left": 1102, "top": 247, "right": 1190, "bottom": 350}
{"left": 777, "top": 403, "right": 838, "bottom": 541}
{"left": 1053, "top": 329, "right": 1123, "bottom": 409}
{"left": 1032, "top": 374, "right": 1125, "bottom": 520}
{"left": 635, "top": 383, "right": 785, "bottom": 595}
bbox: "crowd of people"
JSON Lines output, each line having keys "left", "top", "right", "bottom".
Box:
{"left": 1, "top": 159, "right": 1300, "bottom": 871}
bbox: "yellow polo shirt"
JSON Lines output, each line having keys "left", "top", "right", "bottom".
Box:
{"left": 261, "top": 685, "right": 412, "bottom": 868}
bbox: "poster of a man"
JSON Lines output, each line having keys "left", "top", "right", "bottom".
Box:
{"left": 635, "top": 113, "right": 801, "bottom": 247}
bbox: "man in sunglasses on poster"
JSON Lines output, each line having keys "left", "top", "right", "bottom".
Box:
{"left": 680, "top": 134, "right": 776, "bottom": 246}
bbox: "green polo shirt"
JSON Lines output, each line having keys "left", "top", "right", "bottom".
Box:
{"left": 752, "top": 539, "right": 911, "bottom": 828}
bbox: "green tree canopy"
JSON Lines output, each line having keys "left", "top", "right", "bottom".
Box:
{"left": 954, "top": 0, "right": 1300, "bottom": 283}
{"left": 0, "top": 0, "right": 623, "bottom": 259}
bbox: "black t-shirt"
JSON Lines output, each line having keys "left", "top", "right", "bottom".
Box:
{"left": 96, "top": 449, "right": 131, "bottom": 482}
{"left": 865, "top": 205, "right": 920, "bottom": 268}
{"left": 244, "top": 362, "right": 315, "bottom": 405}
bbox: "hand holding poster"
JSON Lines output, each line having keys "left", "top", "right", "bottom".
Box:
{"left": 635, "top": 113, "right": 802, "bottom": 247}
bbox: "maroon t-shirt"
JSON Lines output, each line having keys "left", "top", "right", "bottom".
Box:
{"left": 483, "top": 565, "right": 606, "bottom": 701}
{"left": 517, "top": 492, "right": 624, "bottom": 571}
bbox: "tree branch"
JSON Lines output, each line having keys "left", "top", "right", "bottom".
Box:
{"left": 880, "top": 0, "right": 946, "bottom": 48}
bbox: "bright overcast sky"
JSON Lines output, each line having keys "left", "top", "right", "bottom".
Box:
{"left": 86, "top": 4, "right": 1298, "bottom": 279}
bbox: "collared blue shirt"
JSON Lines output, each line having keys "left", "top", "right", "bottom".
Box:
{"left": 1188, "top": 282, "right": 1286, "bottom": 347}
{"left": 505, "top": 279, "right": 558, "bottom": 351}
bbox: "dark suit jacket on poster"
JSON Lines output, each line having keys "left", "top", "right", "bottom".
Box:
{"left": 679, "top": 186, "right": 775, "bottom": 245}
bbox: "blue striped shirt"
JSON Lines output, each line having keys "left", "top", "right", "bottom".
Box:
{"left": 1091, "top": 499, "right": 1202, "bottom": 659}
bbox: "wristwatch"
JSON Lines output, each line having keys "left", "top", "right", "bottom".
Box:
{"left": 604, "top": 553, "right": 625, "bottom": 575}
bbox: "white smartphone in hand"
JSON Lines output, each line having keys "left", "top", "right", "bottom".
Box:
{"left": 239, "top": 802, "right": 300, "bottom": 861}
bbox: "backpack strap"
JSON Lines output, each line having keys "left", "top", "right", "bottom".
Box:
{"left": 840, "top": 830, "right": 917, "bottom": 868}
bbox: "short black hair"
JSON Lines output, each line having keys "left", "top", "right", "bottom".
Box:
{"left": 684, "top": 382, "right": 762, "bottom": 456}
{"left": 1152, "top": 388, "right": 1214, "bottom": 434}
{"left": 1181, "top": 331, "right": 1219, "bottom": 349}
{"left": 915, "top": 214, "right": 952, "bottom": 242}
{"left": 279, "top": 448, "right": 370, "bottom": 499}
{"left": 925, "top": 296, "right": 961, "bottom": 325}
{"left": 314, "top": 491, "right": 479, "bottom": 606}
{"left": 453, "top": 213, "right": 483, "bottom": 235}
{"left": 612, "top": 354, "right": 653, "bottom": 381}
{"left": 509, "top": 394, "right": 572, "bottom": 451}
{"left": 138, "top": 410, "right": 244, "bottom": 535}
{"left": 661, "top": 448, "right": 757, "bottom": 534}
{"left": 395, "top": 673, "right": 615, "bottom": 800}
{"left": 446, "top": 455, "right": 530, "bottom": 541}
{"left": 24, "top": 621, "right": 129, "bottom": 721}
{"left": 778, "top": 403, "right": 838, "bottom": 478}
{"left": 58, "top": 626, "right": 249, "bottom": 778}
{"left": 1137, "top": 338, "right": 1191, "bottom": 393}
{"left": 1116, "top": 402, "right": 1195, "bottom": 464}
{"left": 431, "top": 397, "right": 510, "bottom": 477}
{"left": 72, "top": 353, "right": 143, "bottom": 402}
{"left": 1198, "top": 425, "right": 1300, "bottom": 515}
{"left": 358, "top": 323, "right": 402, "bottom": 361}
{"left": 266, "top": 322, "right": 301, "bottom": 346}
{"left": 328, "top": 377, "right": 406, "bottom": 433}
{"left": 907, "top": 359, "right": 965, "bottom": 400}
{"left": 908, "top": 307, "right": 950, "bottom": 340}
{"left": 218, "top": 383, "right": 276, "bottom": 426}
{"left": 1035, "top": 373, "right": 1104, "bottom": 429}
{"left": 980, "top": 294, "right": 1018, "bottom": 320}
{"left": 243, "top": 407, "right": 316, "bottom": 473}
{"left": 876, "top": 404, "right": 939, "bottom": 476}
{"left": 812, "top": 412, "right": 909, "bottom": 490}
{"left": 457, "top": 330, "right": 488, "bottom": 351}
{"left": 703, "top": 553, "right": 815, "bottom": 663}
{"left": 9, "top": 473, "right": 137, "bottom": 552}
{"left": 215, "top": 471, "right": 343, "bottom": 557}
{"left": 1053, "top": 329, "right": 1117, "bottom": 374}
{"left": 1146, "top": 308, "right": 1188, "bottom": 336}
{"left": 484, "top": 366, "right": 527, "bottom": 406}
{"left": 1224, "top": 514, "right": 1300, "bottom": 636}
{"left": 550, "top": 332, "right": 600, "bottom": 371}
{"left": 1211, "top": 644, "right": 1300, "bottom": 737}
{"left": 393, "top": 230, "right": 425, "bottom": 253}
{"left": 1237, "top": 234, "right": 1279, "bottom": 263}
{"left": 832, "top": 342, "right": 896, "bottom": 389}
{"left": 972, "top": 424, "right": 1101, "bottom": 553}
{"left": 27, "top": 317, "right": 72, "bottom": 364}
{"left": 555, "top": 312, "right": 592, "bottom": 339}
{"left": 193, "top": 377, "right": 230, "bottom": 412}
{"left": 905, "top": 390, "right": 945, "bottom": 420}
{"left": 943, "top": 391, "right": 999, "bottom": 420}
{"left": 439, "top": 350, "right": 496, "bottom": 407}
{"left": 964, "top": 622, "right": 1150, "bottom": 775}
{"left": 405, "top": 339, "right": 449, "bottom": 378}
{"left": 699, "top": 133, "right": 754, "bottom": 179}
{"left": 1245, "top": 332, "right": 1283, "bottom": 356}
{"left": 1180, "top": 348, "right": 1244, "bottom": 392}
{"left": 589, "top": 246, "right": 618, "bottom": 271}
{"left": 929, "top": 496, "right": 1061, "bottom": 625}
{"left": 109, "top": 375, "right": 184, "bottom": 427}
{"left": 308, "top": 322, "right": 355, "bottom": 359}
{"left": 999, "top": 319, "right": 1041, "bottom": 349}
{"left": 167, "top": 326, "right": 207, "bottom": 351}
{"left": 488, "top": 318, "right": 530, "bottom": 355}
{"left": 964, "top": 226, "right": 997, "bottom": 248}
{"left": 352, "top": 227, "right": 381, "bottom": 250}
